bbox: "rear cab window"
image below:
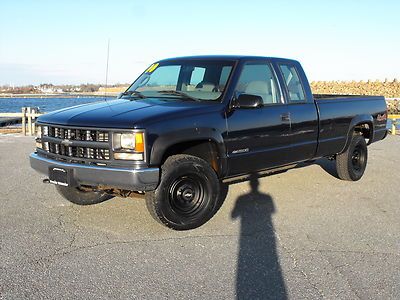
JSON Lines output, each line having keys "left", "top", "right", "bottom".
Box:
{"left": 278, "top": 64, "right": 306, "bottom": 103}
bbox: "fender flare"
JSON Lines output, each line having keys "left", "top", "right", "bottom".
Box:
{"left": 149, "top": 128, "right": 228, "bottom": 176}
{"left": 340, "top": 114, "right": 374, "bottom": 153}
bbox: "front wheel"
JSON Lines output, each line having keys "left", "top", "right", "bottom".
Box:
{"left": 145, "top": 154, "right": 221, "bottom": 230}
{"left": 336, "top": 134, "right": 368, "bottom": 181}
{"left": 56, "top": 185, "right": 114, "bottom": 205}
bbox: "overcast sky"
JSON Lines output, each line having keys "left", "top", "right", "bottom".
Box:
{"left": 1, "top": 0, "right": 399, "bottom": 85}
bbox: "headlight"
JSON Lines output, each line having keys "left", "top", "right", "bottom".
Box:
{"left": 113, "top": 133, "right": 136, "bottom": 150}
{"left": 113, "top": 132, "right": 145, "bottom": 160}
{"left": 120, "top": 133, "right": 135, "bottom": 149}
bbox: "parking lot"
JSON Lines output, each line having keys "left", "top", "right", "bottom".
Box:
{"left": 0, "top": 134, "right": 399, "bottom": 299}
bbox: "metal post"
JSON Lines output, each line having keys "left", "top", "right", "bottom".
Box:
{"left": 31, "top": 107, "right": 36, "bottom": 136}
{"left": 27, "top": 107, "right": 32, "bottom": 136}
{"left": 21, "top": 107, "right": 26, "bottom": 136}
{"left": 392, "top": 119, "right": 397, "bottom": 135}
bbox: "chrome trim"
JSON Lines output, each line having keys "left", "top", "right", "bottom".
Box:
{"left": 41, "top": 135, "right": 109, "bottom": 149}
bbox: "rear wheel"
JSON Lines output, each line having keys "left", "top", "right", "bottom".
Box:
{"left": 145, "top": 154, "right": 221, "bottom": 230}
{"left": 56, "top": 185, "right": 113, "bottom": 205}
{"left": 336, "top": 134, "right": 368, "bottom": 181}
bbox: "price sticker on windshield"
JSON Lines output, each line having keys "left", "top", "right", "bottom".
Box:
{"left": 145, "top": 63, "right": 159, "bottom": 73}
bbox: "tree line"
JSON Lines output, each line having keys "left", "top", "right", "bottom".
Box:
{"left": 0, "top": 83, "right": 130, "bottom": 94}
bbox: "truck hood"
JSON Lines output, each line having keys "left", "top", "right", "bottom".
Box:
{"left": 38, "top": 98, "right": 220, "bottom": 128}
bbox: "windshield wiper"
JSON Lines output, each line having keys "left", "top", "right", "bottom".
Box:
{"left": 120, "top": 90, "right": 146, "bottom": 99}
{"left": 157, "top": 90, "right": 200, "bottom": 101}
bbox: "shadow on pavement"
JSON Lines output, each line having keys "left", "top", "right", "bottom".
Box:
{"left": 314, "top": 158, "right": 339, "bottom": 178}
{"left": 231, "top": 174, "right": 287, "bottom": 299}
{"left": 295, "top": 158, "right": 339, "bottom": 179}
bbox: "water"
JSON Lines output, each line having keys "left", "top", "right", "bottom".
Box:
{"left": 0, "top": 96, "right": 114, "bottom": 113}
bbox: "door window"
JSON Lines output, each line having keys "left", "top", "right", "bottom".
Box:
{"left": 235, "top": 63, "right": 281, "bottom": 105}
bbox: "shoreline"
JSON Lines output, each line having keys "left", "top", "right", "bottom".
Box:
{"left": 0, "top": 93, "right": 118, "bottom": 98}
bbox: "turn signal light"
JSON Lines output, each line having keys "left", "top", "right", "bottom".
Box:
{"left": 135, "top": 133, "right": 144, "bottom": 152}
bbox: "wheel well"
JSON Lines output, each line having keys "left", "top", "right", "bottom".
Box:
{"left": 161, "top": 140, "right": 221, "bottom": 175}
{"left": 354, "top": 122, "right": 372, "bottom": 143}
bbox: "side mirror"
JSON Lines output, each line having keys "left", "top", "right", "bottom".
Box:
{"left": 234, "top": 94, "right": 263, "bottom": 109}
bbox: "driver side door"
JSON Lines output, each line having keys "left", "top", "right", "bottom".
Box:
{"left": 225, "top": 61, "right": 291, "bottom": 176}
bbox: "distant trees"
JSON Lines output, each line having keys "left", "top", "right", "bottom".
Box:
{"left": 79, "top": 84, "right": 101, "bottom": 93}
{"left": 8, "top": 85, "right": 39, "bottom": 94}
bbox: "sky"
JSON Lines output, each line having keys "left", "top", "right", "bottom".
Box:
{"left": 1, "top": 0, "right": 400, "bottom": 86}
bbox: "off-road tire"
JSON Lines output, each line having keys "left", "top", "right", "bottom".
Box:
{"left": 56, "top": 185, "right": 113, "bottom": 205}
{"left": 145, "top": 154, "right": 221, "bottom": 230}
{"left": 336, "top": 134, "right": 368, "bottom": 181}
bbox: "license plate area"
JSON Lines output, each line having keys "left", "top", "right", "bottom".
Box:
{"left": 49, "top": 167, "right": 70, "bottom": 186}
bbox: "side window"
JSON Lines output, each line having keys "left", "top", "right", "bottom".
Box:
{"left": 279, "top": 64, "right": 306, "bottom": 102}
{"left": 235, "top": 63, "right": 281, "bottom": 105}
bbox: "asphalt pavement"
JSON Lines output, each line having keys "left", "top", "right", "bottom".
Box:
{"left": 0, "top": 134, "right": 399, "bottom": 299}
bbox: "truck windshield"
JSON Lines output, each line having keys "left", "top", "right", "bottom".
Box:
{"left": 124, "top": 60, "right": 235, "bottom": 102}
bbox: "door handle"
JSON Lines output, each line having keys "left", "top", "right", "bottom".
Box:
{"left": 281, "top": 113, "right": 291, "bottom": 122}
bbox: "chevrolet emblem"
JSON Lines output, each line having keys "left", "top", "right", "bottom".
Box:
{"left": 61, "top": 139, "right": 73, "bottom": 146}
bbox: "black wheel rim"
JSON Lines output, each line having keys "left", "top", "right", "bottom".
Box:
{"left": 168, "top": 174, "right": 209, "bottom": 218}
{"left": 351, "top": 144, "right": 366, "bottom": 172}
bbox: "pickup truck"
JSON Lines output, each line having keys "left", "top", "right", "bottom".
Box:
{"left": 30, "top": 55, "right": 388, "bottom": 230}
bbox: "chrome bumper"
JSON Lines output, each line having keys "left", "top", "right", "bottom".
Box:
{"left": 29, "top": 153, "right": 159, "bottom": 191}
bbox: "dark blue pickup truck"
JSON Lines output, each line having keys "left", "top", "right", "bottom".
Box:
{"left": 30, "top": 55, "right": 388, "bottom": 230}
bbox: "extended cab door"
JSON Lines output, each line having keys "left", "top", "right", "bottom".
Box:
{"left": 225, "top": 61, "right": 292, "bottom": 176}
{"left": 275, "top": 61, "right": 319, "bottom": 162}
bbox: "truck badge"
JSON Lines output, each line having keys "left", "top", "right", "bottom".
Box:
{"left": 61, "top": 139, "right": 73, "bottom": 146}
{"left": 232, "top": 148, "right": 249, "bottom": 154}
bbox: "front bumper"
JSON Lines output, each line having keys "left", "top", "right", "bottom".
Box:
{"left": 29, "top": 153, "right": 159, "bottom": 191}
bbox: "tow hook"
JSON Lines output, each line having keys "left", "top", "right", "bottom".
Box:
{"left": 43, "top": 178, "right": 50, "bottom": 184}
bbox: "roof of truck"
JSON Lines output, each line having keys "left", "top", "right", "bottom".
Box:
{"left": 157, "top": 55, "right": 299, "bottom": 64}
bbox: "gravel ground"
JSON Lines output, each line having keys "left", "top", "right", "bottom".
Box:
{"left": 0, "top": 134, "right": 399, "bottom": 299}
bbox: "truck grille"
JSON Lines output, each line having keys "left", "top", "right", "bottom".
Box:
{"left": 47, "top": 144, "right": 110, "bottom": 160}
{"left": 48, "top": 126, "right": 109, "bottom": 142}
{"left": 37, "top": 125, "right": 111, "bottom": 162}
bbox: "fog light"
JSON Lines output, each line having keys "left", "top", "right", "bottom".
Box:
{"left": 114, "top": 152, "right": 144, "bottom": 160}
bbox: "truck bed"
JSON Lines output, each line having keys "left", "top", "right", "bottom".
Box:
{"left": 314, "top": 94, "right": 387, "bottom": 157}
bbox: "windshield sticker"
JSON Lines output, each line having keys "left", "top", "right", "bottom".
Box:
{"left": 145, "top": 63, "right": 159, "bottom": 73}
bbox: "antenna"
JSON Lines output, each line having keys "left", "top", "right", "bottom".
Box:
{"left": 104, "top": 38, "right": 110, "bottom": 101}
